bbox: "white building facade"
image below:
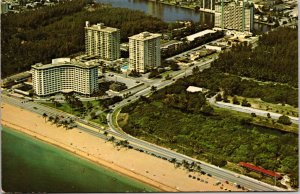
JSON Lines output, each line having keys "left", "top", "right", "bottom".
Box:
{"left": 32, "top": 58, "right": 98, "bottom": 96}
{"left": 85, "top": 21, "right": 120, "bottom": 61}
{"left": 215, "top": 0, "right": 254, "bottom": 32}
{"left": 1, "top": 2, "right": 9, "bottom": 14}
{"left": 129, "top": 32, "right": 161, "bottom": 73}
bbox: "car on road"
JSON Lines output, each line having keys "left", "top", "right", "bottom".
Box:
{"left": 207, "top": 173, "right": 212, "bottom": 177}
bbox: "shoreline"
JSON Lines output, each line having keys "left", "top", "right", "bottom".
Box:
{"left": 1, "top": 120, "right": 172, "bottom": 192}
{"left": 1, "top": 102, "right": 242, "bottom": 192}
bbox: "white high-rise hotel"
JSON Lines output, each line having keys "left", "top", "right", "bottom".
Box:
{"left": 215, "top": 0, "right": 254, "bottom": 32}
{"left": 85, "top": 21, "right": 120, "bottom": 61}
{"left": 32, "top": 58, "right": 98, "bottom": 96}
{"left": 129, "top": 32, "right": 161, "bottom": 73}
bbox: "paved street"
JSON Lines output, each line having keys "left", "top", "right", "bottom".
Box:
{"left": 2, "top": 94, "right": 285, "bottom": 191}
{"left": 215, "top": 101, "right": 299, "bottom": 124}
{"left": 209, "top": 94, "right": 299, "bottom": 124}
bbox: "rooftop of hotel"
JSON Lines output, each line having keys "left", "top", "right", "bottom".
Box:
{"left": 129, "top": 32, "right": 161, "bottom": 41}
{"left": 32, "top": 58, "right": 99, "bottom": 70}
{"left": 186, "top": 29, "right": 216, "bottom": 41}
{"left": 84, "top": 22, "right": 119, "bottom": 33}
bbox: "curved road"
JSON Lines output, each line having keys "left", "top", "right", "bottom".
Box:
{"left": 2, "top": 59, "right": 287, "bottom": 192}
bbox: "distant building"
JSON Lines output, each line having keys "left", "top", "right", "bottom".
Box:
{"left": 31, "top": 58, "right": 99, "bottom": 96}
{"left": 215, "top": 0, "right": 254, "bottom": 32}
{"left": 129, "top": 32, "right": 161, "bottom": 73}
{"left": 205, "top": 44, "right": 226, "bottom": 51}
{"left": 85, "top": 21, "right": 120, "bottom": 61}
{"left": 186, "top": 29, "right": 217, "bottom": 42}
{"left": 1, "top": 2, "right": 10, "bottom": 14}
{"left": 186, "top": 86, "right": 208, "bottom": 93}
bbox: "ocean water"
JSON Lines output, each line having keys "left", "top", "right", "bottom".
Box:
{"left": 2, "top": 127, "right": 158, "bottom": 193}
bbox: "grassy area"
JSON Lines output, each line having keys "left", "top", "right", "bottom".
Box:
{"left": 42, "top": 102, "right": 78, "bottom": 115}
{"left": 117, "top": 113, "right": 129, "bottom": 128}
{"left": 42, "top": 100, "right": 109, "bottom": 128}
{"left": 89, "top": 112, "right": 108, "bottom": 128}
{"left": 111, "top": 107, "right": 125, "bottom": 133}
{"left": 215, "top": 103, "right": 298, "bottom": 134}
{"left": 42, "top": 100, "right": 104, "bottom": 117}
{"left": 227, "top": 96, "right": 298, "bottom": 117}
{"left": 161, "top": 70, "right": 174, "bottom": 77}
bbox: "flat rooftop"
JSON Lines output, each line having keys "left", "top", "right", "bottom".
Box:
{"left": 32, "top": 59, "right": 99, "bottom": 70}
{"left": 129, "top": 32, "right": 161, "bottom": 41}
{"left": 85, "top": 23, "right": 119, "bottom": 33}
{"left": 186, "top": 29, "right": 216, "bottom": 41}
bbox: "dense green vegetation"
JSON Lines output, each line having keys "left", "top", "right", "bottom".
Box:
{"left": 2, "top": 0, "right": 167, "bottom": 77}
{"left": 121, "top": 86, "right": 298, "bottom": 187}
{"left": 188, "top": 67, "right": 298, "bottom": 107}
{"left": 212, "top": 27, "right": 298, "bottom": 87}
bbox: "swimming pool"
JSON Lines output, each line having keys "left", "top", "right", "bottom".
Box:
{"left": 121, "top": 65, "right": 129, "bottom": 71}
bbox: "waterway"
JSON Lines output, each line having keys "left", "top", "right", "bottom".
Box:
{"left": 2, "top": 127, "right": 158, "bottom": 193}
{"left": 97, "top": 0, "right": 214, "bottom": 26}
{"left": 97, "top": 0, "right": 270, "bottom": 32}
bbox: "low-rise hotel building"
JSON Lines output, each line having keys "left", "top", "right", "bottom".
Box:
{"left": 85, "top": 21, "right": 120, "bottom": 61}
{"left": 129, "top": 32, "right": 161, "bottom": 73}
{"left": 31, "top": 58, "right": 98, "bottom": 96}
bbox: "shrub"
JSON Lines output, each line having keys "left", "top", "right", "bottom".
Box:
{"left": 223, "top": 95, "right": 230, "bottom": 103}
{"left": 277, "top": 115, "right": 292, "bottom": 125}
{"left": 232, "top": 96, "right": 240, "bottom": 105}
{"left": 241, "top": 98, "right": 251, "bottom": 107}
{"left": 216, "top": 93, "right": 222, "bottom": 101}
{"left": 148, "top": 69, "right": 161, "bottom": 79}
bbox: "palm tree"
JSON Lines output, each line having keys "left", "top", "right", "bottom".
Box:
{"left": 48, "top": 116, "right": 54, "bottom": 122}
{"left": 61, "top": 120, "right": 69, "bottom": 130}
{"left": 42, "top": 113, "right": 48, "bottom": 123}
{"left": 108, "top": 136, "right": 115, "bottom": 142}
{"left": 150, "top": 86, "right": 157, "bottom": 93}
{"left": 53, "top": 115, "right": 60, "bottom": 126}
{"left": 50, "top": 98, "right": 56, "bottom": 108}
{"left": 196, "top": 165, "right": 201, "bottom": 172}
{"left": 170, "top": 158, "right": 176, "bottom": 163}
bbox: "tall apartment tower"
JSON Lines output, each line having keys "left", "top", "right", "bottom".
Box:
{"left": 129, "top": 32, "right": 161, "bottom": 73}
{"left": 85, "top": 21, "right": 120, "bottom": 61}
{"left": 214, "top": 0, "right": 254, "bottom": 32}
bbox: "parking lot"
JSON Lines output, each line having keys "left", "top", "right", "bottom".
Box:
{"left": 103, "top": 72, "right": 141, "bottom": 89}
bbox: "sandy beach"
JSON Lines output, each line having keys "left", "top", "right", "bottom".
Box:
{"left": 1, "top": 102, "right": 243, "bottom": 192}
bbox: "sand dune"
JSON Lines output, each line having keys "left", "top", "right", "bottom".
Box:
{"left": 1, "top": 102, "right": 243, "bottom": 192}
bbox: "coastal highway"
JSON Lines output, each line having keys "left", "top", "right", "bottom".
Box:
{"left": 104, "top": 63, "right": 286, "bottom": 192}
{"left": 2, "top": 59, "right": 286, "bottom": 192}
{"left": 2, "top": 94, "right": 285, "bottom": 192}
{"left": 1, "top": 60, "right": 286, "bottom": 192}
